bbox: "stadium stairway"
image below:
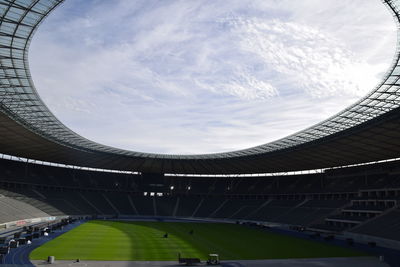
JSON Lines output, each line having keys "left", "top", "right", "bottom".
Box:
{"left": 271, "top": 199, "right": 309, "bottom": 223}
{"left": 106, "top": 193, "right": 135, "bottom": 215}
{"left": 193, "top": 197, "right": 225, "bottom": 218}
{"left": 208, "top": 199, "right": 229, "bottom": 218}
{"left": 350, "top": 207, "right": 400, "bottom": 241}
{"left": 310, "top": 192, "right": 399, "bottom": 233}
{"left": 241, "top": 199, "right": 272, "bottom": 220}
{"left": 79, "top": 193, "right": 103, "bottom": 214}
{"left": 102, "top": 193, "right": 120, "bottom": 214}
{"left": 154, "top": 196, "right": 177, "bottom": 217}
{"left": 127, "top": 194, "right": 139, "bottom": 215}
{"left": 190, "top": 198, "right": 204, "bottom": 217}
{"left": 172, "top": 197, "right": 179, "bottom": 216}
{"left": 153, "top": 197, "right": 157, "bottom": 216}
{"left": 31, "top": 189, "right": 46, "bottom": 200}
{"left": 175, "top": 196, "right": 202, "bottom": 217}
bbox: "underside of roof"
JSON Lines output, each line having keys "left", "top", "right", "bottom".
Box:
{"left": 0, "top": 0, "right": 400, "bottom": 174}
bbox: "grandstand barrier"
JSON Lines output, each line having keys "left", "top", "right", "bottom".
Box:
{"left": 0, "top": 216, "right": 64, "bottom": 230}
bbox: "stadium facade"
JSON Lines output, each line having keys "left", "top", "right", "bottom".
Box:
{"left": 1, "top": 0, "right": 400, "bottom": 174}
{"left": 1, "top": 0, "right": 400, "bottom": 266}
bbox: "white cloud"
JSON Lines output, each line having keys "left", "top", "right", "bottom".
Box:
{"left": 29, "top": 0, "right": 396, "bottom": 154}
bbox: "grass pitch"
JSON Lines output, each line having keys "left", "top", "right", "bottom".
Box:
{"left": 30, "top": 220, "right": 366, "bottom": 261}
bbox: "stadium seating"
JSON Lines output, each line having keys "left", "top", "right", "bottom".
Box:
{"left": 193, "top": 197, "right": 226, "bottom": 218}
{"left": 1, "top": 157, "right": 400, "bottom": 243}
{"left": 351, "top": 208, "right": 400, "bottom": 241}
{"left": 0, "top": 196, "right": 49, "bottom": 224}
{"left": 154, "top": 196, "right": 177, "bottom": 216}
{"left": 130, "top": 196, "right": 154, "bottom": 216}
{"left": 175, "top": 196, "right": 202, "bottom": 217}
{"left": 105, "top": 192, "right": 137, "bottom": 215}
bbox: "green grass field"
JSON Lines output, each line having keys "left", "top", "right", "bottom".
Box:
{"left": 30, "top": 220, "right": 366, "bottom": 261}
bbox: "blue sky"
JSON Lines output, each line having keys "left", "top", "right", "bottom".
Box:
{"left": 30, "top": 0, "right": 396, "bottom": 154}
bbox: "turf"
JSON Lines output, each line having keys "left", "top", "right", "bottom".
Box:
{"left": 30, "top": 220, "right": 366, "bottom": 261}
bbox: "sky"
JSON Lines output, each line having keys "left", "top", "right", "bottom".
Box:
{"left": 29, "top": 0, "right": 396, "bottom": 154}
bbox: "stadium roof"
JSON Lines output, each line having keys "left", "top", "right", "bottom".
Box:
{"left": 0, "top": 0, "right": 400, "bottom": 174}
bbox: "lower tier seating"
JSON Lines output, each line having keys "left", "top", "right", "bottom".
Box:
{"left": 0, "top": 195, "right": 49, "bottom": 224}
{"left": 1, "top": 186, "right": 399, "bottom": 242}
{"left": 351, "top": 208, "right": 400, "bottom": 241}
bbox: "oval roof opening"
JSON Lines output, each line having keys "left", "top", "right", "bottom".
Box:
{"left": 30, "top": 0, "right": 396, "bottom": 155}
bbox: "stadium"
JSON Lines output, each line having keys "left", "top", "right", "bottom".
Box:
{"left": 0, "top": 0, "right": 400, "bottom": 266}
